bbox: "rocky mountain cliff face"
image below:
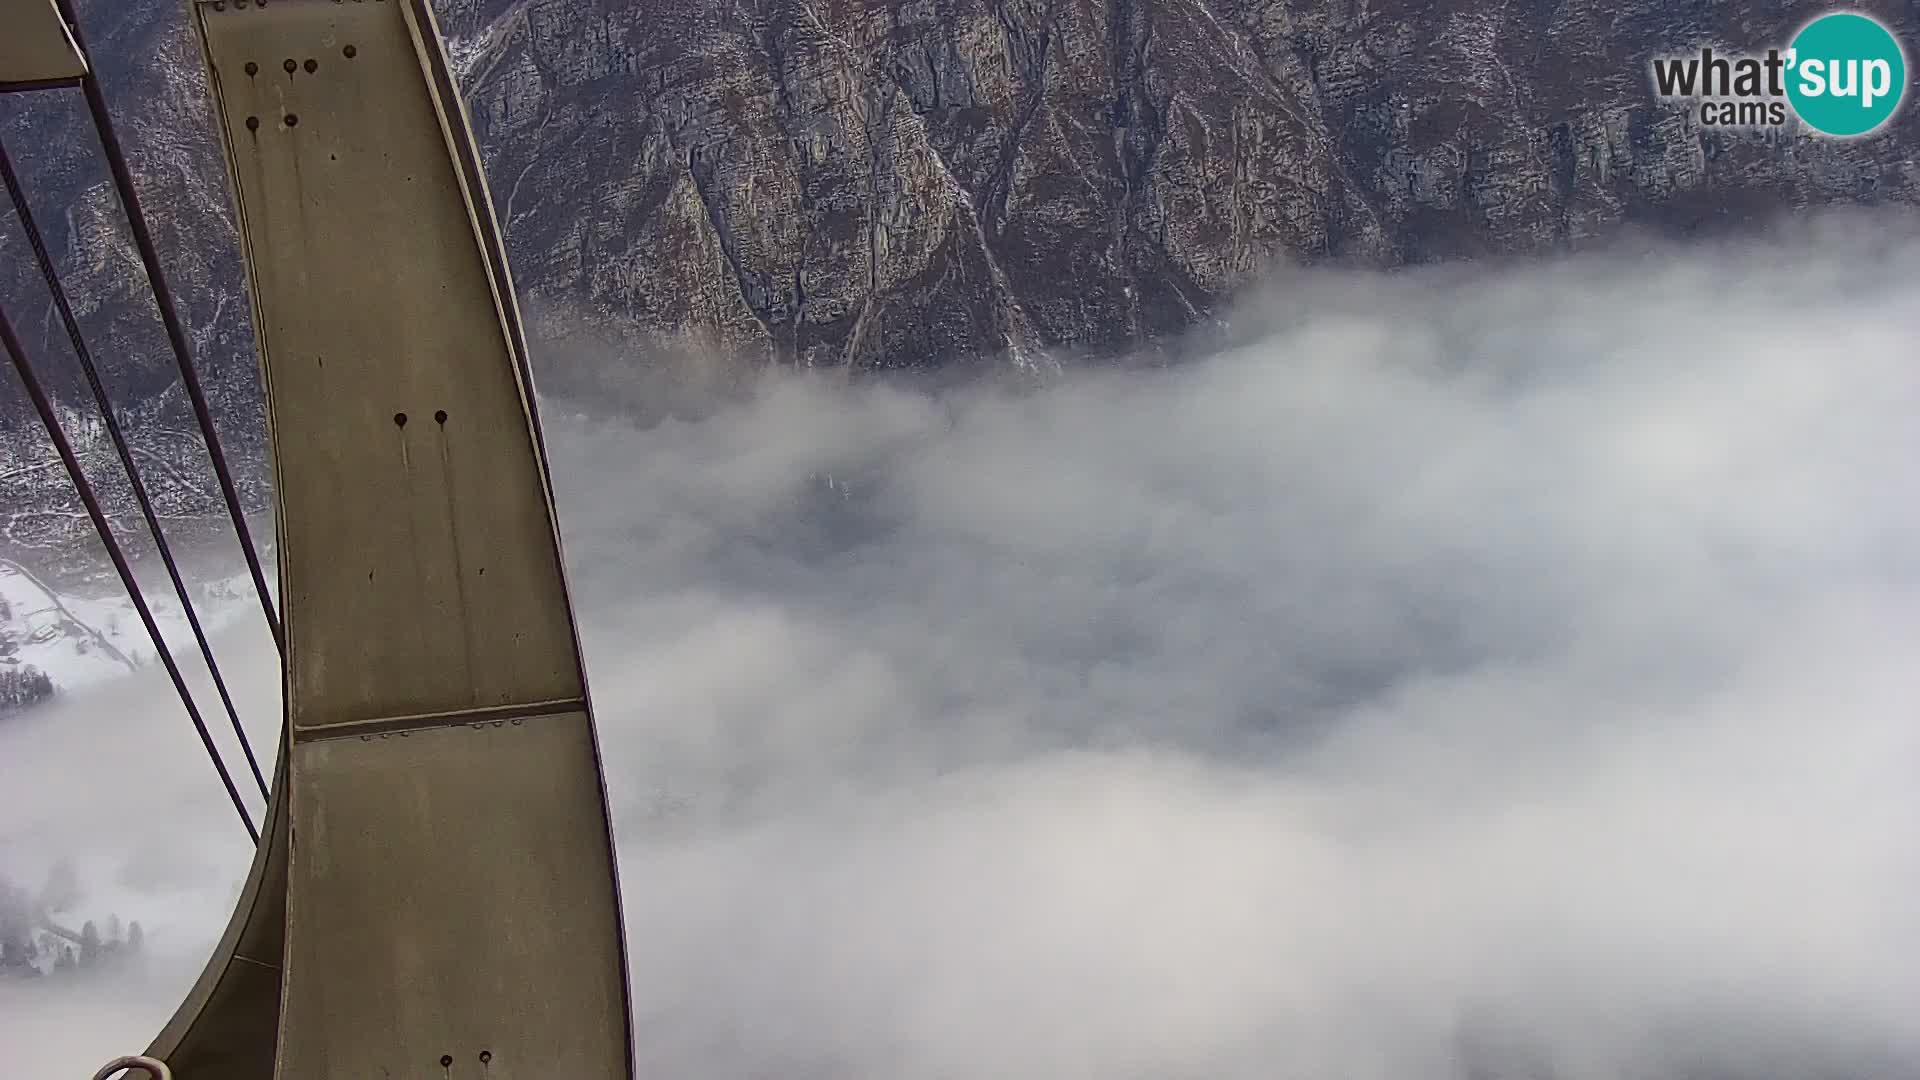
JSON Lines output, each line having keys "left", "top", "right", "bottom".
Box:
{"left": 1, "top": 0, "right": 1915, "bottom": 430}
{"left": 441, "top": 0, "right": 1919, "bottom": 383}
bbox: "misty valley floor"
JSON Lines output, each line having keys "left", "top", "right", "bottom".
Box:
{"left": 4, "top": 220, "right": 1920, "bottom": 1079}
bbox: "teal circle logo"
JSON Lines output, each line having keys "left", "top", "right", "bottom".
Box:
{"left": 1786, "top": 12, "right": 1907, "bottom": 136}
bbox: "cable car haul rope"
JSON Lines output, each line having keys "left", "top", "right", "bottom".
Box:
{"left": 0, "top": 139, "right": 269, "bottom": 805}
{"left": 2, "top": 0, "right": 285, "bottom": 844}
{"left": 0, "top": 302, "right": 260, "bottom": 843}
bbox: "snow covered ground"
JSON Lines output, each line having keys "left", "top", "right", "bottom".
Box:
{"left": 0, "top": 556, "right": 279, "bottom": 1075}
{"left": 0, "top": 557, "right": 272, "bottom": 698}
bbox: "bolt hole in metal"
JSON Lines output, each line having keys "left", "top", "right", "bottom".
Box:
{"left": 305, "top": 58, "right": 318, "bottom": 73}
{"left": 435, "top": 409, "right": 448, "bottom": 424}
{"left": 284, "top": 113, "right": 299, "bottom": 127}
{"left": 283, "top": 58, "right": 297, "bottom": 73}
{"left": 344, "top": 44, "right": 358, "bottom": 58}
{"left": 439, "top": 1054, "right": 453, "bottom": 1068}
{"left": 394, "top": 412, "right": 408, "bottom": 427}
{"left": 244, "top": 61, "right": 258, "bottom": 76}
{"left": 245, "top": 116, "right": 259, "bottom": 131}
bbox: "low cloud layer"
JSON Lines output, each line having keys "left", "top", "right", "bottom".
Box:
{"left": 6, "top": 211, "right": 1920, "bottom": 1078}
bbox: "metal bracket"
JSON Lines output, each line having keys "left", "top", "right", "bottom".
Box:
{"left": 0, "top": 0, "right": 86, "bottom": 90}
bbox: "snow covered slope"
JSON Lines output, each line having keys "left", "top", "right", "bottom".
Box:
{"left": 0, "top": 558, "right": 267, "bottom": 706}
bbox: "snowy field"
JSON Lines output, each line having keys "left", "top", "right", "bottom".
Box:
{"left": 1, "top": 557, "right": 267, "bottom": 695}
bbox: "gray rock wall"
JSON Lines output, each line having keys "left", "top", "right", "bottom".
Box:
{"left": 1, "top": 0, "right": 1914, "bottom": 428}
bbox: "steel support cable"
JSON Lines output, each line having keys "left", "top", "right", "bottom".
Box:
{"left": 1, "top": 300, "right": 259, "bottom": 844}
{"left": 49, "top": 0, "right": 283, "bottom": 656}
{"left": 0, "top": 137, "right": 269, "bottom": 801}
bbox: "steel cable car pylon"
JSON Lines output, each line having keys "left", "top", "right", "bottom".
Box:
{"left": 4, "top": 0, "right": 637, "bottom": 1075}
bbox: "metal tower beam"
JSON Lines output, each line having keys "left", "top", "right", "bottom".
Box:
{"left": 142, "top": 0, "right": 636, "bottom": 1075}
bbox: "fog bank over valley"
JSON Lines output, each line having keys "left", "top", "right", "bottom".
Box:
{"left": 4, "top": 213, "right": 1919, "bottom": 1079}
